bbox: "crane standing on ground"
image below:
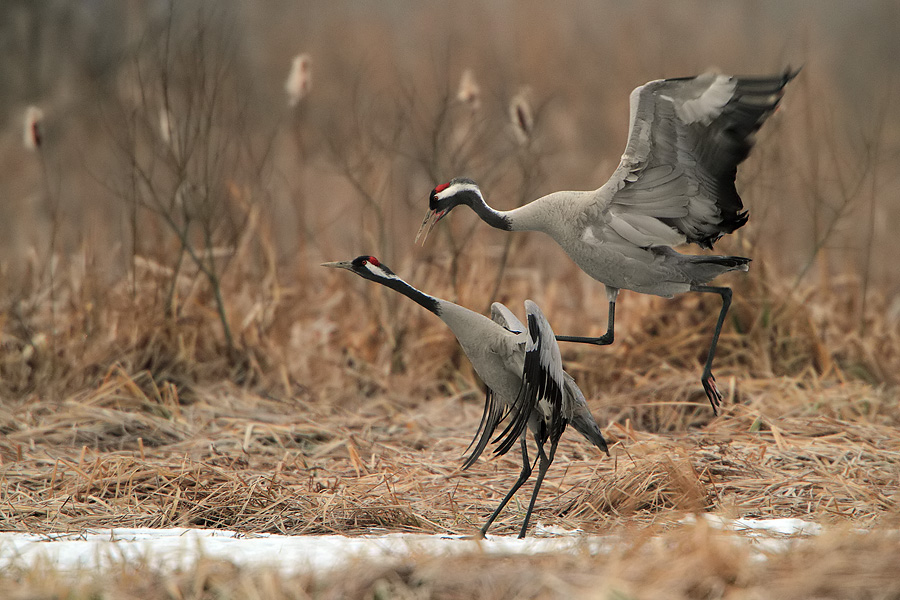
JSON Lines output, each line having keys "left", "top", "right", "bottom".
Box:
{"left": 323, "top": 255, "right": 609, "bottom": 538}
{"left": 417, "top": 68, "right": 799, "bottom": 414}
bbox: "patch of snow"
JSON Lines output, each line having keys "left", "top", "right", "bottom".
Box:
{"left": 703, "top": 515, "right": 823, "bottom": 536}
{"left": 0, "top": 517, "right": 824, "bottom": 575}
{"left": 532, "top": 522, "right": 583, "bottom": 536}
{"left": 0, "top": 528, "right": 612, "bottom": 575}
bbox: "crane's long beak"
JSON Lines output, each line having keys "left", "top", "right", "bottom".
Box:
{"left": 321, "top": 260, "right": 353, "bottom": 271}
{"left": 415, "top": 209, "right": 446, "bottom": 245}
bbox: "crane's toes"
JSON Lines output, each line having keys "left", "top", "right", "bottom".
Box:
{"left": 702, "top": 373, "right": 722, "bottom": 415}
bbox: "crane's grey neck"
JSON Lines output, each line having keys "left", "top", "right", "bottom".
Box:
{"left": 379, "top": 275, "right": 442, "bottom": 315}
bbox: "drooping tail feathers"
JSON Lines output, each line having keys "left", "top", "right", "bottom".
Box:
{"left": 565, "top": 375, "right": 609, "bottom": 456}
{"left": 682, "top": 254, "right": 750, "bottom": 286}
{"left": 690, "top": 255, "right": 751, "bottom": 270}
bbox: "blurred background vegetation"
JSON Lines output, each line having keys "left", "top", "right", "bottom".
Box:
{"left": 1, "top": 0, "right": 898, "bottom": 403}
{"left": 1, "top": 2, "right": 900, "bottom": 566}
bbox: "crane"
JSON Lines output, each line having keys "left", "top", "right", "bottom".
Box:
{"left": 322, "top": 255, "right": 609, "bottom": 538}
{"left": 416, "top": 68, "right": 799, "bottom": 414}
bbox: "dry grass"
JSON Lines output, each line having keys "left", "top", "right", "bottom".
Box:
{"left": 2, "top": 253, "right": 900, "bottom": 538}
{"left": 2, "top": 1, "right": 900, "bottom": 596}
{"left": 2, "top": 363, "right": 898, "bottom": 537}
{"left": 4, "top": 248, "right": 899, "bottom": 595}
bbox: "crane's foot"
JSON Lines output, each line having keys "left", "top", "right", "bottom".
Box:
{"left": 702, "top": 372, "right": 722, "bottom": 416}
{"left": 555, "top": 332, "right": 614, "bottom": 346}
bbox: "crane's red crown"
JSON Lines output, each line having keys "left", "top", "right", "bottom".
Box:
{"left": 351, "top": 255, "right": 381, "bottom": 269}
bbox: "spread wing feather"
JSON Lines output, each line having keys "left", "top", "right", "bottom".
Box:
{"left": 490, "top": 302, "right": 526, "bottom": 333}
{"left": 589, "top": 68, "right": 798, "bottom": 250}
{"left": 493, "top": 300, "right": 566, "bottom": 455}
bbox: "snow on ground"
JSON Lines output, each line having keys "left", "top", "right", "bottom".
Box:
{"left": 0, "top": 518, "right": 819, "bottom": 575}
{"left": 704, "top": 515, "right": 822, "bottom": 536}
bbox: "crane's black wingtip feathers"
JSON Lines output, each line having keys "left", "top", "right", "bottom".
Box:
{"left": 669, "top": 68, "right": 797, "bottom": 249}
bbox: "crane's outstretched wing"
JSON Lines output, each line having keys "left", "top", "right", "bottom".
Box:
{"left": 459, "top": 302, "right": 528, "bottom": 468}
{"left": 587, "top": 68, "right": 798, "bottom": 250}
{"left": 493, "top": 300, "right": 566, "bottom": 455}
{"left": 490, "top": 302, "right": 526, "bottom": 334}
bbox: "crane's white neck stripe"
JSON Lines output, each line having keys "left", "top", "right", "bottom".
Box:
{"left": 436, "top": 181, "right": 481, "bottom": 201}
{"left": 364, "top": 263, "right": 399, "bottom": 280}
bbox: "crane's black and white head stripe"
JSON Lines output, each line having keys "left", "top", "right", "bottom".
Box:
{"left": 350, "top": 255, "right": 397, "bottom": 279}
{"left": 416, "top": 177, "right": 505, "bottom": 243}
{"left": 322, "top": 255, "right": 441, "bottom": 315}
{"left": 322, "top": 255, "right": 397, "bottom": 280}
{"left": 429, "top": 177, "right": 483, "bottom": 210}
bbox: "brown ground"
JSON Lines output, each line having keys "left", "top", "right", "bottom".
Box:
{"left": 2, "top": 262, "right": 899, "bottom": 598}
{"left": 2, "top": 2, "right": 900, "bottom": 597}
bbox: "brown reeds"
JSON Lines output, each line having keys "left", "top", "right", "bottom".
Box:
{"left": 2, "top": 335, "right": 898, "bottom": 537}
{"left": 1, "top": 1, "right": 899, "bottom": 596}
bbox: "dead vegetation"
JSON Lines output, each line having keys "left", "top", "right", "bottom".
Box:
{"left": 2, "top": 1, "right": 900, "bottom": 597}
{"left": 3, "top": 524, "right": 900, "bottom": 599}
{"left": 2, "top": 363, "right": 898, "bottom": 537}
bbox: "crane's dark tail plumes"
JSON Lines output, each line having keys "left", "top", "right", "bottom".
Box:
{"left": 572, "top": 410, "right": 609, "bottom": 456}
{"left": 693, "top": 255, "right": 751, "bottom": 269}
{"left": 686, "top": 254, "right": 751, "bottom": 285}
{"left": 565, "top": 377, "right": 610, "bottom": 456}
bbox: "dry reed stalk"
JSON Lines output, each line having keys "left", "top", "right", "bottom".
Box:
{"left": 0, "top": 8, "right": 898, "bottom": 577}
{"left": 2, "top": 523, "right": 900, "bottom": 599}
{"left": 2, "top": 365, "right": 898, "bottom": 537}
{"left": 285, "top": 53, "right": 312, "bottom": 108}
{"left": 22, "top": 106, "right": 44, "bottom": 151}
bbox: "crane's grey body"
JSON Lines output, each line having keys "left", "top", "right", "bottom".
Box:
{"left": 497, "top": 189, "right": 740, "bottom": 297}
{"left": 438, "top": 301, "right": 526, "bottom": 405}
{"left": 420, "top": 69, "right": 798, "bottom": 412}
{"left": 479, "top": 301, "right": 607, "bottom": 455}
{"left": 323, "top": 256, "right": 608, "bottom": 537}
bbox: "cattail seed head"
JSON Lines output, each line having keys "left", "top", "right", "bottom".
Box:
{"left": 509, "top": 87, "right": 534, "bottom": 145}
{"left": 457, "top": 69, "right": 481, "bottom": 111}
{"left": 159, "top": 107, "right": 173, "bottom": 145}
{"left": 285, "top": 53, "right": 312, "bottom": 108}
{"left": 23, "top": 106, "right": 43, "bottom": 150}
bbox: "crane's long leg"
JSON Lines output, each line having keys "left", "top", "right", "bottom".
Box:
{"left": 556, "top": 287, "right": 620, "bottom": 346}
{"left": 518, "top": 436, "right": 560, "bottom": 539}
{"left": 479, "top": 435, "right": 536, "bottom": 538}
{"left": 690, "top": 285, "right": 732, "bottom": 415}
